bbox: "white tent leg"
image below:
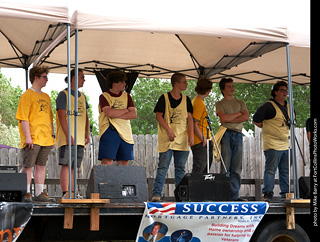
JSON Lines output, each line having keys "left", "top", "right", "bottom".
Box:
{"left": 286, "top": 44, "right": 300, "bottom": 199}
{"left": 73, "top": 29, "right": 79, "bottom": 197}
{"left": 67, "top": 23, "right": 72, "bottom": 199}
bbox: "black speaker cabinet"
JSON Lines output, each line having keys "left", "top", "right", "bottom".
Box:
{"left": 174, "top": 173, "right": 232, "bottom": 202}
{"left": 86, "top": 165, "right": 147, "bottom": 203}
{"left": 299, "top": 176, "right": 310, "bottom": 199}
{"left": 0, "top": 173, "right": 27, "bottom": 202}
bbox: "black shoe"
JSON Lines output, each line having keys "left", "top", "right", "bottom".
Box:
{"left": 234, "top": 197, "right": 248, "bottom": 202}
{"left": 263, "top": 192, "right": 273, "bottom": 203}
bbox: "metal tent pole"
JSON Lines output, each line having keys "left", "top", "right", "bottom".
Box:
{"left": 286, "top": 44, "right": 300, "bottom": 199}
{"left": 67, "top": 24, "right": 72, "bottom": 199}
{"left": 25, "top": 68, "right": 28, "bottom": 90}
{"left": 73, "top": 29, "right": 79, "bottom": 198}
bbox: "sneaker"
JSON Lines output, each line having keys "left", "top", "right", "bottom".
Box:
{"left": 263, "top": 192, "right": 273, "bottom": 203}
{"left": 76, "top": 193, "right": 83, "bottom": 199}
{"left": 61, "top": 192, "right": 83, "bottom": 199}
{"left": 151, "top": 196, "right": 161, "bottom": 202}
{"left": 24, "top": 193, "right": 32, "bottom": 202}
{"left": 34, "top": 192, "right": 55, "bottom": 203}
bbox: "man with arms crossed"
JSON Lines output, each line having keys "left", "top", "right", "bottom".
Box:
{"left": 215, "top": 78, "right": 249, "bottom": 201}
{"left": 98, "top": 70, "right": 137, "bottom": 165}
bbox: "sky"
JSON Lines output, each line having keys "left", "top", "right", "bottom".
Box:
{"left": 1, "top": 67, "right": 102, "bottom": 122}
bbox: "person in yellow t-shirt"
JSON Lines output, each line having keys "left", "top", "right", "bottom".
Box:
{"left": 16, "top": 65, "right": 55, "bottom": 203}
{"left": 191, "top": 77, "right": 213, "bottom": 173}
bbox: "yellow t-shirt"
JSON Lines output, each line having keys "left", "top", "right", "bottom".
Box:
{"left": 16, "top": 89, "right": 55, "bottom": 149}
{"left": 192, "top": 96, "right": 211, "bottom": 145}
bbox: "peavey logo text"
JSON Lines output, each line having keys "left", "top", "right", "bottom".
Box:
{"left": 203, "top": 174, "right": 215, "bottom": 181}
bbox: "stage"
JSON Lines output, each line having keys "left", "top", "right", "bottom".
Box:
{"left": 15, "top": 200, "right": 310, "bottom": 242}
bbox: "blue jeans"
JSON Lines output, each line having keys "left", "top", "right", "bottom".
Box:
{"left": 262, "top": 149, "right": 289, "bottom": 198}
{"left": 220, "top": 130, "right": 243, "bottom": 200}
{"left": 152, "top": 149, "right": 189, "bottom": 197}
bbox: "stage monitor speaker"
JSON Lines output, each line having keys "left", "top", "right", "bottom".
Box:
{"left": 299, "top": 176, "right": 310, "bottom": 199}
{"left": 86, "top": 165, "right": 147, "bottom": 203}
{"left": 0, "top": 173, "right": 27, "bottom": 202}
{"left": 174, "top": 173, "right": 232, "bottom": 202}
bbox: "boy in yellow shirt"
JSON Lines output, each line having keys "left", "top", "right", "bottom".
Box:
{"left": 16, "top": 65, "right": 55, "bottom": 202}
{"left": 191, "top": 77, "right": 213, "bottom": 173}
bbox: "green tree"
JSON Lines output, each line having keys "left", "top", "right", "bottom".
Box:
{"left": 0, "top": 70, "right": 23, "bottom": 127}
{"left": 0, "top": 116, "right": 20, "bottom": 148}
{"left": 83, "top": 91, "right": 99, "bottom": 136}
{"left": 233, "top": 83, "right": 310, "bottom": 132}
{"left": 130, "top": 78, "right": 222, "bottom": 134}
{"left": 130, "top": 78, "right": 172, "bottom": 134}
{"left": 130, "top": 78, "right": 310, "bottom": 135}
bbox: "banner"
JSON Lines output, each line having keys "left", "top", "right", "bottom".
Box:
{"left": 136, "top": 202, "right": 269, "bottom": 242}
{"left": 0, "top": 202, "right": 33, "bottom": 242}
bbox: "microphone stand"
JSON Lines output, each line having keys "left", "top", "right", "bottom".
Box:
{"left": 206, "top": 126, "right": 210, "bottom": 173}
{"left": 205, "top": 116, "right": 228, "bottom": 174}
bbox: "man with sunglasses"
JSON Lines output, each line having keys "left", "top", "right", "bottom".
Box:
{"left": 16, "top": 65, "right": 55, "bottom": 203}
{"left": 253, "top": 81, "right": 291, "bottom": 202}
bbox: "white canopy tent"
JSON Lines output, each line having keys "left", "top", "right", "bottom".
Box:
{"left": 0, "top": 0, "right": 70, "bottom": 87}
{"left": 33, "top": 0, "right": 309, "bottom": 85}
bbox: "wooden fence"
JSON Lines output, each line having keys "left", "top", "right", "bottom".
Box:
{"left": 0, "top": 127, "right": 310, "bottom": 199}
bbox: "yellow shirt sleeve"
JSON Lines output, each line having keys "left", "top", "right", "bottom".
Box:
{"left": 192, "top": 97, "right": 210, "bottom": 145}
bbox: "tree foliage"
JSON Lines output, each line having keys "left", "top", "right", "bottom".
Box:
{"left": 0, "top": 68, "right": 311, "bottom": 147}
{"left": 233, "top": 83, "right": 310, "bottom": 131}
{"left": 82, "top": 91, "right": 99, "bottom": 136}
{"left": 130, "top": 78, "right": 172, "bottom": 134}
{"left": 130, "top": 78, "right": 223, "bottom": 134}
{"left": 130, "top": 78, "right": 310, "bottom": 135}
{"left": 0, "top": 70, "right": 23, "bottom": 127}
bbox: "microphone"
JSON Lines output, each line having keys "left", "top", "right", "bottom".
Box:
{"left": 205, "top": 116, "right": 212, "bottom": 131}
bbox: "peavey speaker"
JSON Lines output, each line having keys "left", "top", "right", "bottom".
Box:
{"left": 174, "top": 173, "right": 232, "bottom": 202}
{"left": 86, "top": 165, "right": 147, "bottom": 203}
{"left": 0, "top": 173, "right": 27, "bottom": 202}
{"left": 299, "top": 176, "right": 310, "bottom": 199}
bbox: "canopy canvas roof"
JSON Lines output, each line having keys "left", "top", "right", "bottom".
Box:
{"left": 0, "top": 1, "right": 70, "bottom": 70}
{"left": 0, "top": 0, "right": 309, "bottom": 84}
{"left": 31, "top": 0, "right": 309, "bottom": 85}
